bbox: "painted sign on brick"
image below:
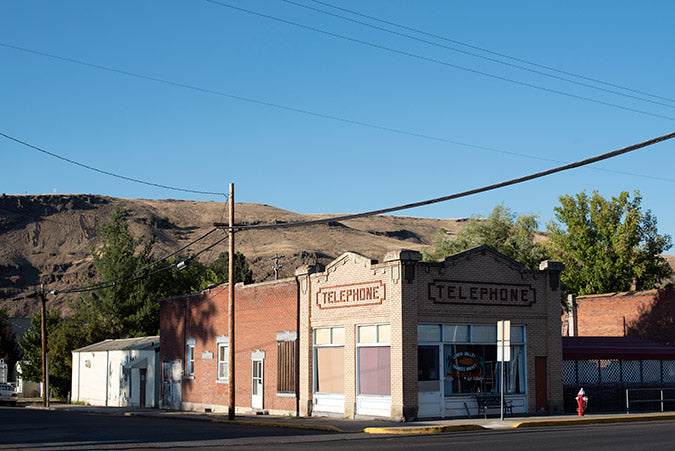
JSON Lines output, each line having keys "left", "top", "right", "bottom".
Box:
{"left": 316, "top": 280, "right": 386, "bottom": 309}
{"left": 429, "top": 280, "right": 536, "bottom": 307}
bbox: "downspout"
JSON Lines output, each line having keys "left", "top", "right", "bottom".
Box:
{"left": 183, "top": 303, "right": 187, "bottom": 372}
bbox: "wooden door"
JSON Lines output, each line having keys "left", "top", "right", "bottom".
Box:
{"left": 535, "top": 356, "right": 548, "bottom": 411}
{"left": 140, "top": 369, "right": 147, "bottom": 407}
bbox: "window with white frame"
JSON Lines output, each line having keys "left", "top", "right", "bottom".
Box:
{"left": 313, "top": 326, "right": 344, "bottom": 394}
{"left": 217, "top": 335, "right": 229, "bottom": 381}
{"left": 186, "top": 338, "right": 195, "bottom": 377}
{"left": 357, "top": 324, "right": 391, "bottom": 396}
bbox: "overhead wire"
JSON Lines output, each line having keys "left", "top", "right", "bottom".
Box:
{"left": 36, "top": 131, "right": 675, "bottom": 295}
{"left": 2, "top": 44, "right": 674, "bottom": 184}
{"left": 229, "top": 131, "right": 675, "bottom": 232}
{"left": 0, "top": 42, "right": 545, "bottom": 162}
{"left": 203, "top": 0, "right": 675, "bottom": 121}
{"left": 281, "top": 0, "right": 675, "bottom": 109}
{"left": 59, "top": 227, "right": 219, "bottom": 293}
{"left": 0, "top": 131, "right": 228, "bottom": 198}
{"left": 304, "top": 0, "right": 675, "bottom": 105}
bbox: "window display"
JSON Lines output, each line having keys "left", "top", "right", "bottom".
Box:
{"left": 418, "top": 324, "right": 526, "bottom": 396}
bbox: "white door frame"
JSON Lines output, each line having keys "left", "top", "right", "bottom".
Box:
{"left": 251, "top": 350, "right": 265, "bottom": 410}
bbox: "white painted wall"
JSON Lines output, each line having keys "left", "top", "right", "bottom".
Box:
{"left": 71, "top": 348, "right": 158, "bottom": 407}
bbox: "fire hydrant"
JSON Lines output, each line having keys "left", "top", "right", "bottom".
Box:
{"left": 576, "top": 388, "right": 588, "bottom": 416}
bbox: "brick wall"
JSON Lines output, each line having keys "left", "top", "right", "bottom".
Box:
{"left": 159, "top": 278, "right": 298, "bottom": 414}
{"left": 575, "top": 290, "right": 656, "bottom": 336}
{"left": 573, "top": 288, "right": 675, "bottom": 343}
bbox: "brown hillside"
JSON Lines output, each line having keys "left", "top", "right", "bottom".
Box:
{"left": 4, "top": 194, "right": 671, "bottom": 319}
{"left": 0, "top": 194, "right": 468, "bottom": 318}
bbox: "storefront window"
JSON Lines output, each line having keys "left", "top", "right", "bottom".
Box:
{"left": 315, "top": 347, "right": 344, "bottom": 393}
{"left": 357, "top": 324, "right": 391, "bottom": 396}
{"left": 443, "top": 344, "right": 526, "bottom": 395}
{"left": 314, "top": 327, "right": 345, "bottom": 394}
{"left": 418, "top": 324, "right": 527, "bottom": 396}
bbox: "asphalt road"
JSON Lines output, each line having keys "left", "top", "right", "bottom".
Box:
{"left": 2, "top": 407, "right": 674, "bottom": 450}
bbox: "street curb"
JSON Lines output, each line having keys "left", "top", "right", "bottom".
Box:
{"left": 363, "top": 414, "right": 675, "bottom": 435}
{"left": 512, "top": 414, "right": 675, "bottom": 428}
{"left": 211, "top": 418, "right": 345, "bottom": 432}
{"left": 363, "top": 424, "right": 483, "bottom": 435}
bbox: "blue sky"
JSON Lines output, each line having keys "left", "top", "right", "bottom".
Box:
{"left": 2, "top": 1, "right": 674, "bottom": 238}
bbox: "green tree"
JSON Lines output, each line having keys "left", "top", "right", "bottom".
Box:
{"left": 545, "top": 190, "right": 672, "bottom": 295}
{"left": 17, "top": 309, "right": 61, "bottom": 384}
{"left": 422, "top": 204, "right": 547, "bottom": 269}
{"left": 208, "top": 251, "right": 254, "bottom": 285}
{"left": 77, "top": 207, "right": 159, "bottom": 343}
{"left": 19, "top": 208, "right": 255, "bottom": 396}
{"left": 17, "top": 310, "right": 88, "bottom": 397}
{"left": 0, "top": 307, "right": 21, "bottom": 374}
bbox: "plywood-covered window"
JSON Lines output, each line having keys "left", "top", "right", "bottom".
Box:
{"left": 314, "top": 327, "right": 344, "bottom": 394}
{"left": 277, "top": 339, "right": 296, "bottom": 393}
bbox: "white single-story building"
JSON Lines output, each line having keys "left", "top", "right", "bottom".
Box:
{"left": 71, "top": 336, "right": 160, "bottom": 407}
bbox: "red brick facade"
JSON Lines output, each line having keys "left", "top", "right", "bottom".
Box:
{"left": 159, "top": 279, "right": 298, "bottom": 414}
{"left": 569, "top": 288, "right": 675, "bottom": 345}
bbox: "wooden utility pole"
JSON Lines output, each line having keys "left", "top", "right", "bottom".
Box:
{"left": 268, "top": 254, "right": 284, "bottom": 280}
{"left": 39, "top": 286, "right": 48, "bottom": 408}
{"left": 227, "top": 183, "right": 235, "bottom": 420}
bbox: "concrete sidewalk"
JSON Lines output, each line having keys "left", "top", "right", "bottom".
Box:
{"left": 21, "top": 401, "right": 675, "bottom": 434}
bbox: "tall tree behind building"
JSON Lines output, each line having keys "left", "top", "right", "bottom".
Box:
{"left": 545, "top": 190, "right": 672, "bottom": 295}
{"left": 0, "top": 307, "right": 21, "bottom": 375}
{"left": 422, "top": 204, "right": 547, "bottom": 269}
{"left": 18, "top": 207, "right": 254, "bottom": 397}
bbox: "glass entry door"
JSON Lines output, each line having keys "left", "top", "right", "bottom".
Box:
{"left": 417, "top": 345, "right": 442, "bottom": 417}
{"left": 252, "top": 359, "right": 264, "bottom": 409}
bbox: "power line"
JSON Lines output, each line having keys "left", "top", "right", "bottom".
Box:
{"left": 59, "top": 227, "right": 219, "bottom": 293}
{"left": 203, "top": 0, "right": 675, "bottom": 121}
{"left": 0, "top": 131, "right": 228, "bottom": 198}
{"left": 2, "top": 44, "right": 673, "bottom": 183}
{"left": 0, "top": 42, "right": 550, "bottom": 162}
{"left": 229, "top": 131, "right": 675, "bottom": 232}
{"left": 304, "top": 0, "right": 675, "bottom": 105}
{"left": 64, "top": 233, "right": 230, "bottom": 294}
{"left": 42, "top": 132, "right": 675, "bottom": 294}
{"left": 282, "top": 0, "right": 675, "bottom": 109}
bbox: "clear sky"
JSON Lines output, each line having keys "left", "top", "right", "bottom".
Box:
{"left": 2, "top": 1, "right": 674, "bottom": 239}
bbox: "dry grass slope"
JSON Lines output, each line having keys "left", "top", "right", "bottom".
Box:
{"left": 0, "top": 194, "right": 467, "bottom": 317}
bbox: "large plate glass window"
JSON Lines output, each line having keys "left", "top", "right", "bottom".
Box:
{"left": 314, "top": 326, "right": 345, "bottom": 394}
{"left": 357, "top": 324, "right": 391, "bottom": 396}
{"left": 419, "top": 324, "right": 526, "bottom": 396}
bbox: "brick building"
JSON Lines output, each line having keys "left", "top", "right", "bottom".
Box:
{"left": 159, "top": 279, "right": 299, "bottom": 414}
{"left": 159, "top": 245, "right": 565, "bottom": 420}
{"left": 565, "top": 288, "right": 675, "bottom": 344}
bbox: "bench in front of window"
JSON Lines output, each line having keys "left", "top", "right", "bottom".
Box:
{"left": 475, "top": 395, "right": 513, "bottom": 418}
